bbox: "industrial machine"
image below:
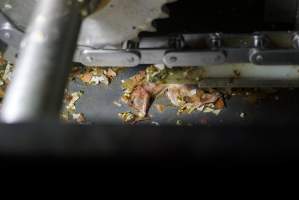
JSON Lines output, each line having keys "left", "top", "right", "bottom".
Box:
{"left": 0, "top": 0, "right": 299, "bottom": 123}
{"left": 0, "top": 0, "right": 299, "bottom": 122}
{"left": 1, "top": 0, "right": 299, "bottom": 167}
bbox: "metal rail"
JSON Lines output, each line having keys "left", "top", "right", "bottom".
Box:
{"left": 74, "top": 32, "right": 299, "bottom": 67}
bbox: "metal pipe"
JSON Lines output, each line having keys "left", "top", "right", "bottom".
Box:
{"left": 1, "top": 0, "right": 84, "bottom": 123}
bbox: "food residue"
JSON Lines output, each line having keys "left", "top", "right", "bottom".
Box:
{"left": 70, "top": 66, "right": 119, "bottom": 86}
{"left": 155, "top": 104, "right": 166, "bottom": 113}
{"left": 0, "top": 53, "right": 284, "bottom": 125}
{"left": 118, "top": 112, "right": 138, "bottom": 123}
{"left": 61, "top": 90, "right": 86, "bottom": 123}
{"left": 120, "top": 65, "right": 225, "bottom": 123}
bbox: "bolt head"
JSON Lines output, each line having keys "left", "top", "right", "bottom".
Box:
{"left": 255, "top": 55, "right": 264, "bottom": 63}
{"left": 169, "top": 56, "right": 178, "bottom": 63}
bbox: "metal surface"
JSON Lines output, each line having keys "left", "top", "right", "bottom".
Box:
{"left": 0, "top": 0, "right": 37, "bottom": 30}
{"left": 2, "top": 1, "right": 299, "bottom": 69}
{"left": 1, "top": 0, "right": 84, "bottom": 123}
{"left": 3, "top": 30, "right": 299, "bottom": 68}
{"left": 66, "top": 67, "right": 299, "bottom": 126}
{"left": 76, "top": 49, "right": 140, "bottom": 67}
{"left": 75, "top": 32, "right": 299, "bottom": 68}
{"left": 0, "top": 12, "right": 23, "bottom": 48}
{"left": 78, "top": 0, "right": 176, "bottom": 48}
{"left": 0, "top": 0, "right": 176, "bottom": 49}
{"left": 155, "top": 63, "right": 299, "bottom": 85}
{"left": 62, "top": 31, "right": 299, "bottom": 87}
{"left": 0, "top": 0, "right": 176, "bottom": 64}
{"left": 163, "top": 51, "right": 226, "bottom": 67}
{"left": 249, "top": 49, "right": 299, "bottom": 65}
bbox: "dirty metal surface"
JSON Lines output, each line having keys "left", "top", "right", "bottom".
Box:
{"left": 67, "top": 67, "right": 299, "bottom": 126}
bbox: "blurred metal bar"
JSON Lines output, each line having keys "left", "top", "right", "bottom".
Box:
{"left": 1, "top": 0, "right": 84, "bottom": 123}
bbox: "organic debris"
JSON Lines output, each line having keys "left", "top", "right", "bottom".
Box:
{"left": 118, "top": 112, "right": 138, "bottom": 124}
{"left": 0, "top": 54, "right": 6, "bottom": 67}
{"left": 121, "top": 69, "right": 167, "bottom": 119}
{"left": 215, "top": 98, "right": 225, "bottom": 109}
{"left": 70, "top": 66, "right": 120, "bottom": 86}
{"left": 155, "top": 104, "right": 166, "bottom": 113}
{"left": 2, "top": 63, "right": 14, "bottom": 84}
{"left": 61, "top": 90, "right": 87, "bottom": 124}
{"left": 65, "top": 91, "right": 84, "bottom": 111}
{"left": 0, "top": 88, "right": 4, "bottom": 99}
{"left": 0, "top": 52, "right": 284, "bottom": 126}
{"left": 0, "top": 56, "right": 13, "bottom": 104}
{"left": 120, "top": 65, "right": 225, "bottom": 122}
{"left": 166, "top": 84, "right": 223, "bottom": 115}
{"left": 145, "top": 65, "right": 206, "bottom": 84}
{"left": 72, "top": 113, "right": 87, "bottom": 124}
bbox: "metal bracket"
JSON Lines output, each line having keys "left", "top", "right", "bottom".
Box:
{"left": 77, "top": 49, "right": 140, "bottom": 67}
{"left": 249, "top": 49, "right": 299, "bottom": 65}
{"left": 163, "top": 51, "right": 226, "bottom": 67}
